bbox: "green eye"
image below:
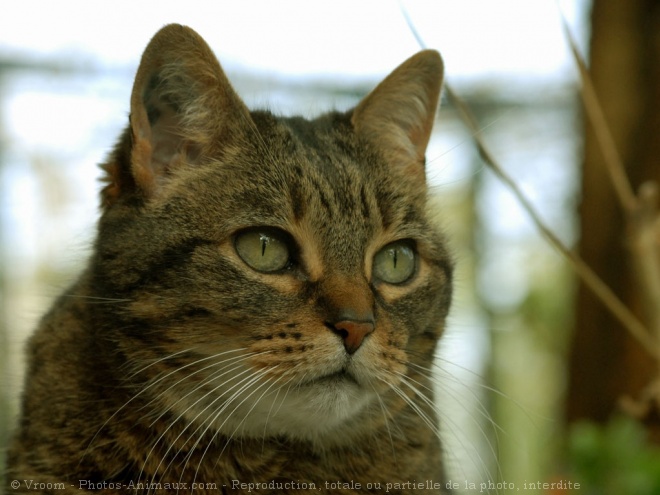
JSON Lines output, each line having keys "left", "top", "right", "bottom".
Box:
{"left": 235, "top": 229, "right": 290, "bottom": 273}
{"left": 373, "top": 241, "right": 416, "bottom": 284}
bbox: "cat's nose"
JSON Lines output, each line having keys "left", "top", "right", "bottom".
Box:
{"left": 328, "top": 319, "right": 375, "bottom": 355}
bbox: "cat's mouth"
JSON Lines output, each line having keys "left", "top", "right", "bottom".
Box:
{"left": 310, "top": 368, "right": 360, "bottom": 387}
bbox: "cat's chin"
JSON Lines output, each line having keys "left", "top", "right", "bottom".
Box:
{"left": 201, "top": 373, "right": 377, "bottom": 444}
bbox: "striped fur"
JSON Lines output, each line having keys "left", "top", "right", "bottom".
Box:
{"left": 7, "top": 24, "right": 452, "bottom": 494}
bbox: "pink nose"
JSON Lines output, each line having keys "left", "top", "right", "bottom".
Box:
{"left": 330, "top": 320, "right": 375, "bottom": 354}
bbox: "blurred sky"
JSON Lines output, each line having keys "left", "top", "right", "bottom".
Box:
{"left": 0, "top": 0, "right": 590, "bottom": 336}
{"left": 1, "top": 0, "right": 588, "bottom": 80}
{"left": 1, "top": 0, "right": 590, "bottom": 481}
{"left": 0, "top": 0, "right": 591, "bottom": 335}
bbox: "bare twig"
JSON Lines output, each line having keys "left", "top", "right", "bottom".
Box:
{"left": 561, "top": 18, "right": 660, "bottom": 371}
{"left": 562, "top": 12, "right": 660, "bottom": 424}
{"left": 401, "top": 6, "right": 660, "bottom": 360}
{"left": 629, "top": 183, "right": 660, "bottom": 362}
{"left": 560, "top": 18, "right": 637, "bottom": 214}
{"left": 445, "top": 86, "right": 660, "bottom": 360}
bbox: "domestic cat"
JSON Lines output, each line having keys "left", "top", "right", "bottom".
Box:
{"left": 6, "top": 24, "right": 453, "bottom": 494}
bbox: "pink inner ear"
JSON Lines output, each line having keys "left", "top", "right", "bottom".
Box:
{"left": 100, "top": 24, "right": 256, "bottom": 206}
{"left": 350, "top": 51, "right": 443, "bottom": 181}
{"left": 127, "top": 77, "right": 200, "bottom": 197}
{"left": 148, "top": 105, "right": 185, "bottom": 177}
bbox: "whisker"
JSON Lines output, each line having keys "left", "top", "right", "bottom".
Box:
{"left": 136, "top": 353, "right": 261, "bottom": 492}
{"left": 141, "top": 354, "right": 270, "bottom": 492}
{"left": 372, "top": 383, "right": 398, "bottom": 461}
{"left": 375, "top": 374, "right": 440, "bottom": 437}
{"left": 141, "top": 353, "right": 253, "bottom": 424}
{"left": 432, "top": 354, "right": 544, "bottom": 425}
{"left": 196, "top": 367, "right": 296, "bottom": 481}
{"left": 129, "top": 347, "right": 237, "bottom": 379}
{"left": 385, "top": 368, "right": 501, "bottom": 492}
{"left": 271, "top": 369, "right": 303, "bottom": 419}
{"left": 62, "top": 294, "right": 133, "bottom": 303}
{"left": 260, "top": 372, "right": 299, "bottom": 451}
{"left": 407, "top": 360, "right": 506, "bottom": 438}
{"left": 184, "top": 367, "right": 276, "bottom": 488}
{"left": 80, "top": 348, "right": 211, "bottom": 468}
{"left": 148, "top": 362, "right": 274, "bottom": 487}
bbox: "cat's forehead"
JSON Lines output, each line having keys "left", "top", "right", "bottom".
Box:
{"left": 185, "top": 110, "right": 428, "bottom": 269}
{"left": 213, "top": 111, "right": 424, "bottom": 230}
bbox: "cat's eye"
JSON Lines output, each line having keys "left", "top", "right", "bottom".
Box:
{"left": 372, "top": 241, "right": 416, "bottom": 285}
{"left": 234, "top": 229, "right": 291, "bottom": 273}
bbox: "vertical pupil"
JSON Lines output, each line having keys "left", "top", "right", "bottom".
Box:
{"left": 393, "top": 248, "right": 398, "bottom": 269}
{"left": 261, "top": 236, "right": 267, "bottom": 257}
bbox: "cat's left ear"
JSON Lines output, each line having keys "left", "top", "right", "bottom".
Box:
{"left": 102, "top": 24, "right": 253, "bottom": 206}
{"left": 351, "top": 50, "right": 443, "bottom": 182}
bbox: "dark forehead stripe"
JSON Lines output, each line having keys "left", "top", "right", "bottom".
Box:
{"left": 301, "top": 159, "right": 370, "bottom": 236}
{"left": 281, "top": 115, "right": 355, "bottom": 223}
{"left": 285, "top": 164, "right": 338, "bottom": 223}
{"left": 265, "top": 115, "right": 386, "bottom": 268}
{"left": 375, "top": 187, "right": 396, "bottom": 230}
{"left": 288, "top": 173, "right": 306, "bottom": 222}
{"left": 248, "top": 110, "right": 426, "bottom": 264}
{"left": 360, "top": 184, "right": 372, "bottom": 219}
{"left": 314, "top": 179, "right": 336, "bottom": 219}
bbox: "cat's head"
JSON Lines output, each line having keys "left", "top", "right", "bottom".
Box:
{"left": 94, "top": 24, "right": 452, "bottom": 444}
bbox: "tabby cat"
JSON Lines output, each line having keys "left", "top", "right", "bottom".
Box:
{"left": 6, "top": 24, "right": 453, "bottom": 494}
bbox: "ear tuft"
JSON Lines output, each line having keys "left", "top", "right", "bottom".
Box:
{"left": 101, "top": 24, "right": 252, "bottom": 207}
{"left": 352, "top": 50, "right": 444, "bottom": 182}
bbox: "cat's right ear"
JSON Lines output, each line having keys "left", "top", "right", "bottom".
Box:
{"left": 101, "top": 24, "right": 253, "bottom": 206}
{"left": 352, "top": 50, "right": 443, "bottom": 185}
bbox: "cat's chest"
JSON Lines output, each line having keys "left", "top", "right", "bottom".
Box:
{"left": 111, "top": 424, "right": 443, "bottom": 494}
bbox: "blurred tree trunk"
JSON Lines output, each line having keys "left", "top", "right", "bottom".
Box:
{"left": 567, "top": 0, "right": 660, "bottom": 436}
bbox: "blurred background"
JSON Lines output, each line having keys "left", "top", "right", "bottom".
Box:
{"left": 2, "top": 0, "right": 660, "bottom": 493}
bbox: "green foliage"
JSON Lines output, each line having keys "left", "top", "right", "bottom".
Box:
{"left": 568, "top": 416, "right": 660, "bottom": 495}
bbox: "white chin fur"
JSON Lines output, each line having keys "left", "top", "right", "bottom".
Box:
{"left": 202, "top": 378, "right": 376, "bottom": 444}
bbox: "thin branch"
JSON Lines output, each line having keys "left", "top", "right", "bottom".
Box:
{"left": 560, "top": 17, "right": 637, "bottom": 213}
{"left": 562, "top": 16, "right": 660, "bottom": 370}
{"left": 629, "top": 183, "right": 660, "bottom": 363}
{"left": 401, "top": 6, "right": 660, "bottom": 360}
{"left": 445, "top": 85, "right": 660, "bottom": 360}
